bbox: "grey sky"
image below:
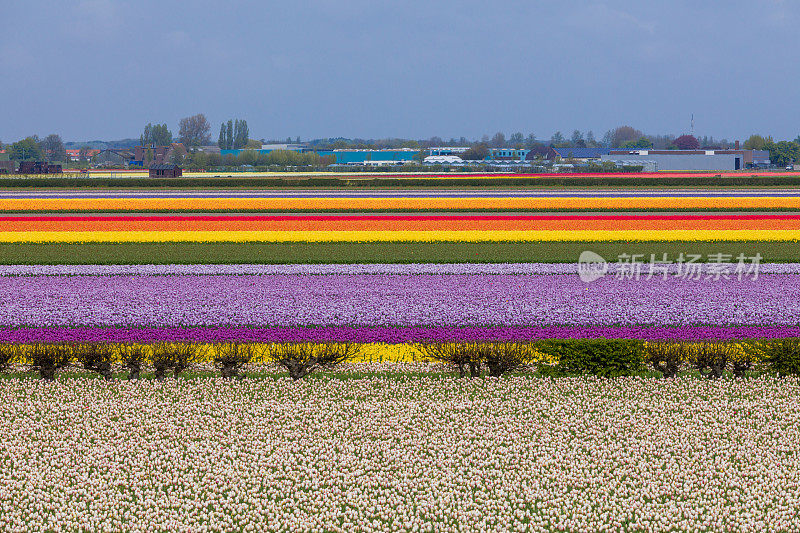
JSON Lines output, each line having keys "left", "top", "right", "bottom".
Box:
{"left": 1, "top": 0, "right": 798, "bottom": 143}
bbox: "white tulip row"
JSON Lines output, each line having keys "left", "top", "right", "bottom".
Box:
{"left": 0, "top": 372, "right": 798, "bottom": 532}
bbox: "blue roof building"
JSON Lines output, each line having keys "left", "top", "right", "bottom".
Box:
{"left": 547, "top": 147, "right": 609, "bottom": 160}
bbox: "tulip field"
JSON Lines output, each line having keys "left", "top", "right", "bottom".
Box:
{"left": 4, "top": 180, "right": 800, "bottom": 531}
{"left": 3, "top": 375, "right": 800, "bottom": 532}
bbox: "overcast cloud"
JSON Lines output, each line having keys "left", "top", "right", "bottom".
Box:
{"left": 1, "top": 0, "right": 798, "bottom": 142}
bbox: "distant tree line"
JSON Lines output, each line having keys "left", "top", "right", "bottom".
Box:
{"left": 8, "top": 116, "right": 800, "bottom": 169}
{"left": 3, "top": 134, "right": 66, "bottom": 162}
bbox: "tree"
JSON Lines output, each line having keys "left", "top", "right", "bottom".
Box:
{"left": 170, "top": 145, "right": 187, "bottom": 165}
{"left": 765, "top": 140, "right": 800, "bottom": 167}
{"left": 226, "top": 120, "right": 234, "bottom": 150}
{"left": 673, "top": 135, "right": 700, "bottom": 150}
{"left": 743, "top": 134, "right": 768, "bottom": 150}
{"left": 509, "top": 132, "right": 524, "bottom": 147}
{"left": 178, "top": 114, "right": 211, "bottom": 147}
{"left": 140, "top": 123, "right": 172, "bottom": 146}
{"left": 550, "top": 131, "right": 565, "bottom": 146}
{"left": 609, "top": 126, "right": 644, "bottom": 148}
{"left": 585, "top": 130, "right": 597, "bottom": 148}
{"left": 621, "top": 137, "right": 653, "bottom": 149}
{"left": 218, "top": 124, "right": 226, "bottom": 149}
{"left": 40, "top": 134, "right": 66, "bottom": 162}
{"left": 460, "top": 143, "right": 490, "bottom": 160}
{"left": 9, "top": 137, "right": 43, "bottom": 161}
{"left": 490, "top": 132, "right": 506, "bottom": 148}
{"left": 571, "top": 130, "right": 586, "bottom": 148}
{"left": 233, "top": 119, "right": 249, "bottom": 149}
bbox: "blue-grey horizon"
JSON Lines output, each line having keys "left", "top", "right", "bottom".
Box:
{"left": 1, "top": 0, "right": 798, "bottom": 143}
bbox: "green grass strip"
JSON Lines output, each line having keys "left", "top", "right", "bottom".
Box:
{"left": 0, "top": 241, "right": 796, "bottom": 264}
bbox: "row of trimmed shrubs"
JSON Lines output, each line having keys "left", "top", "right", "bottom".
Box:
{"left": 1, "top": 339, "right": 799, "bottom": 380}
{"left": 0, "top": 342, "right": 361, "bottom": 381}
{"left": 417, "top": 339, "right": 800, "bottom": 378}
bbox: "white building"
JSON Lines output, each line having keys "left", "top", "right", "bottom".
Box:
{"left": 424, "top": 155, "right": 463, "bottom": 164}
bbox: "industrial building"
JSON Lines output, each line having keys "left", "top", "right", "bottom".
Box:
{"left": 601, "top": 150, "right": 745, "bottom": 171}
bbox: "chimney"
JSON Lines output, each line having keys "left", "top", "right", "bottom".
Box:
{"left": 735, "top": 140, "right": 740, "bottom": 150}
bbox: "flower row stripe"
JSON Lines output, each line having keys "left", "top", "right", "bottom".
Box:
{"left": 3, "top": 229, "right": 800, "bottom": 242}
{"left": 7, "top": 197, "right": 800, "bottom": 210}
{"left": 2, "top": 325, "right": 799, "bottom": 343}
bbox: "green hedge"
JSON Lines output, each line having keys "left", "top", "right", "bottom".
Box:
{"left": 762, "top": 339, "right": 800, "bottom": 376}
{"left": 536, "top": 339, "right": 645, "bottom": 377}
{"left": 3, "top": 175, "right": 800, "bottom": 188}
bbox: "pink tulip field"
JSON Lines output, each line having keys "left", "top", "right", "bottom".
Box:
{"left": 2, "top": 373, "right": 800, "bottom": 532}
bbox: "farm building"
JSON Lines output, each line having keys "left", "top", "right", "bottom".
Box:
{"left": 133, "top": 143, "right": 187, "bottom": 167}
{"left": 93, "top": 149, "right": 135, "bottom": 166}
{"left": 17, "top": 161, "right": 62, "bottom": 174}
{"left": 149, "top": 164, "right": 182, "bottom": 178}
{"left": 65, "top": 149, "right": 101, "bottom": 162}
{"left": 0, "top": 161, "right": 15, "bottom": 174}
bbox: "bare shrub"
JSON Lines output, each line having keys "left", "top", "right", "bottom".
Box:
{"left": 28, "top": 344, "right": 72, "bottom": 381}
{"left": 417, "top": 342, "right": 533, "bottom": 377}
{"left": 213, "top": 343, "right": 256, "bottom": 379}
{"left": 416, "top": 342, "right": 485, "bottom": 377}
{"left": 644, "top": 342, "right": 689, "bottom": 378}
{"left": 690, "top": 342, "right": 734, "bottom": 379}
{"left": 151, "top": 343, "right": 208, "bottom": 380}
{"left": 73, "top": 343, "right": 116, "bottom": 380}
{"left": 119, "top": 344, "right": 147, "bottom": 380}
{"left": 483, "top": 342, "right": 532, "bottom": 377}
{"left": 264, "top": 343, "right": 361, "bottom": 380}
{"left": 731, "top": 350, "right": 755, "bottom": 378}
